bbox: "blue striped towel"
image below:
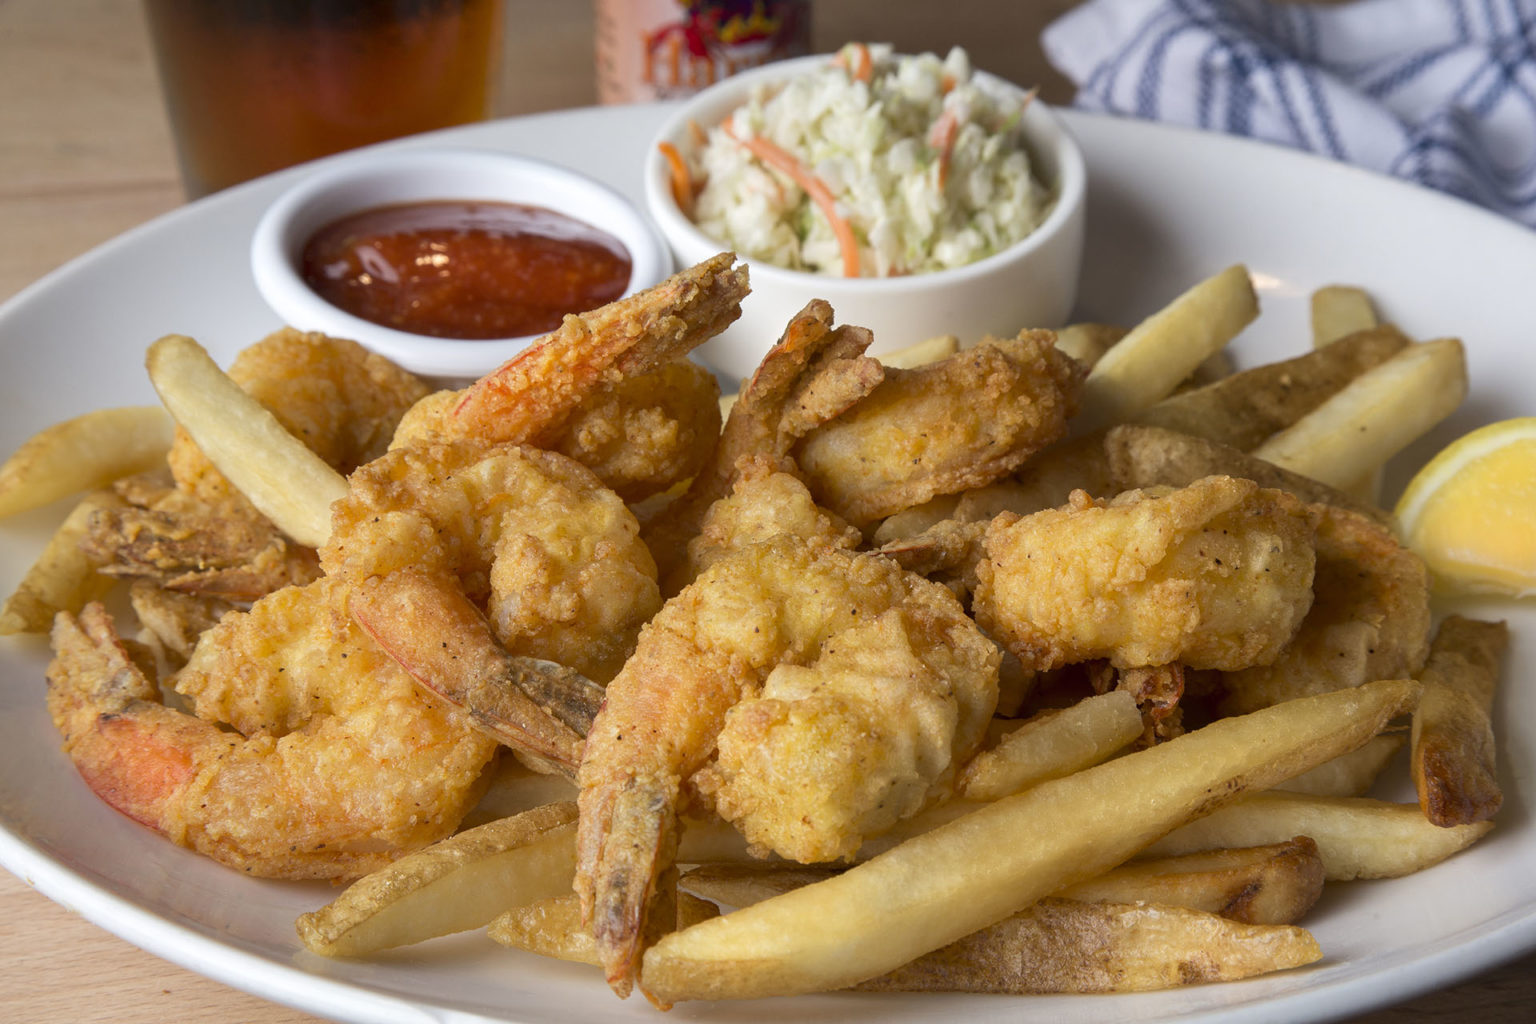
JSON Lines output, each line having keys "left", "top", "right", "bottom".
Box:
{"left": 1042, "top": 0, "right": 1536, "bottom": 227}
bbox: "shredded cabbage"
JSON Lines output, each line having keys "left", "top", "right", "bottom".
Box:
{"left": 689, "top": 44, "right": 1053, "bottom": 278}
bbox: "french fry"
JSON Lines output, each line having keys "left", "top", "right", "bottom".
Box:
{"left": 879, "top": 333, "right": 960, "bottom": 368}
{"left": 296, "top": 803, "right": 579, "bottom": 958}
{"left": 1143, "top": 790, "right": 1494, "bottom": 880}
{"left": 1102, "top": 424, "right": 1390, "bottom": 525}
{"left": 639, "top": 678, "right": 1418, "bottom": 1004}
{"left": 0, "top": 406, "right": 173, "bottom": 518}
{"left": 1411, "top": 615, "right": 1508, "bottom": 827}
{"left": 1311, "top": 285, "right": 1379, "bottom": 347}
{"left": 1057, "top": 837, "right": 1325, "bottom": 926}
{"left": 489, "top": 892, "right": 719, "bottom": 966}
{"left": 687, "top": 836, "right": 1326, "bottom": 927}
{"left": 1250, "top": 338, "right": 1468, "bottom": 490}
{"left": 1311, "top": 286, "right": 1385, "bottom": 500}
{"left": 146, "top": 334, "right": 347, "bottom": 548}
{"left": 1053, "top": 322, "right": 1127, "bottom": 368}
{"left": 1277, "top": 733, "right": 1406, "bottom": 797}
{"left": 1074, "top": 264, "right": 1259, "bottom": 432}
{"left": 0, "top": 491, "right": 125, "bottom": 635}
{"left": 1133, "top": 325, "right": 1409, "bottom": 451}
{"left": 854, "top": 898, "right": 1322, "bottom": 994}
{"left": 957, "top": 690, "right": 1143, "bottom": 801}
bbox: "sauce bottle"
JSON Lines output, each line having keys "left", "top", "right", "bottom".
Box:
{"left": 595, "top": 0, "right": 812, "bottom": 104}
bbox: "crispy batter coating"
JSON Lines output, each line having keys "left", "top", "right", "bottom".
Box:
{"left": 974, "top": 476, "right": 1316, "bottom": 672}
{"left": 1219, "top": 504, "right": 1431, "bottom": 714}
{"left": 47, "top": 580, "right": 496, "bottom": 881}
{"left": 576, "top": 535, "right": 999, "bottom": 997}
{"left": 795, "top": 330, "right": 1085, "bottom": 526}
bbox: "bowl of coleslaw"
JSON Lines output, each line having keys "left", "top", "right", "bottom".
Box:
{"left": 644, "top": 44, "right": 1086, "bottom": 380}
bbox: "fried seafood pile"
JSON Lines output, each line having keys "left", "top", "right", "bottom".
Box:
{"left": 0, "top": 255, "right": 1508, "bottom": 1007}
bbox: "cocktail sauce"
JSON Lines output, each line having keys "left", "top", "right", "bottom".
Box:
{"left": 300, "top": 200, "right": 633, "bottom": 340}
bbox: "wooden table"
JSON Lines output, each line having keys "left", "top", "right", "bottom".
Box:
{"left": 0, "top": 1, "right": 1530, "bottom": 1021}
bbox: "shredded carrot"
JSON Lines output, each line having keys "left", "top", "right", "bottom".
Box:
{"left": 929, "top": 109, "right": 960, "bottom": 191}
{"left": 851, "top": 43, "right": 873, "bottom": 83}
{"left": 657, "top": 141, "right": 694, "bottom": 215}
{"left": 723, "top": 124, "right": 860, "bottom": 277}
{"left": 831, "top": 43, "right": 873, "bottom": 83}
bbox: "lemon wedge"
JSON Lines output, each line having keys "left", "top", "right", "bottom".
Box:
{"left": 1394, "top": 417, "right": 1536, "bottom": 597}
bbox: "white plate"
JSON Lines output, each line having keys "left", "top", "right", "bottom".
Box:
{"left": 1, "top": 105, "right": 1533, "bottom": 1024}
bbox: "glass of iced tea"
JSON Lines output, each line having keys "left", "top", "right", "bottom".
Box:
{"left": 143, "top": 0, "right": 505, "bottom": 198}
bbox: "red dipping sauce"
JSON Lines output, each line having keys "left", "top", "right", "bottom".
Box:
{"left": 300, "top": 200, "right": 633, "bottom": 339}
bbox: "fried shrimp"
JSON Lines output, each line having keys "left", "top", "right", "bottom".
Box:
{"left": 435, "top": 252, "right": 747, "bottom": 449}
{"left": 795, "top": 330, "right": 1086, "bottom": 526}
{"left": 322, "top": 441, "right": 661, "bottom": 686}
{"left": 46, "top": 577, "right": 497, "bottom": 881}
{"left": 395, "top": 359, "right": 722, "bottom": 503}
{"left": 83, "top": 329, "right": 429, "bottom": 602}
{"left": 974, "top": 476, "right": 1317, "bottom": 672}
{"left": 1219, "top": 504, "right": 1431, "bottom": 714}
{"left": 576, "top": 534, "right": 1000, "bottom": 998}
{"left": 642, "top": 298, "right": 883, "bottom": 579}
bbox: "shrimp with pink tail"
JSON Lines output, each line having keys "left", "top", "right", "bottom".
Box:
{"left": 430, "top": 252, "right": 747, "bottom": 449}
{"left": 46, "top": 577, "right": 497, "bottom": 881}
{"left": 321, "top": 441, "right": 661, "bottom": 687}
{"left": 643, "top": 298, "right": 884, "bottom": 584}
{"left": 576, "top": 534, "right": 1000, "bottom": 1000}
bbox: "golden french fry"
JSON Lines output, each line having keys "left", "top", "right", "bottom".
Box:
{"left": 1311, "top": 287, "right": 1386, "bottom": 500}
{"left": 1411, "top": 615, "right": 1508, "bottom": 827}
{"left": 0, "top": 491, "right": 125, "bottom": 635}
{"left": 1312, "top": 285, "right": 1379, "bottom": 348}
{"left": 1103, "top": 424, "right": 1391, "bottom": 526}
{"left": 1251, "top": 338, "right": 1468, "bottom": 489}
{"left": 1057, "top": 837, "right": 1325, "bottom": 926}
{"left": 957, "top": 690, "right": 1143, "bottom": 801}
{"left": 1278, "top": 733, "right": 1406, "bottom": 797}
{"left": 0, "top": 406, "right": 173, "bottom": 519}
{"left": 855, "top": 898, "right": 1322, "bottom": 994}
{"left": 639, "top": 678, "right": 1418, "bottom": 1004}
{"left": 1053, "top": 323, "right": 1127, "bottom": 369}
{"left": 879, "top": 333, "right": 960, "bottom": 368}
{"left": 1143, "top": 790, "right": 1493, "bottom": 880}
{"left": 146, "top": 334, "right": 347, "bottom": 548}
{"left": 1134, "top": 325, "right": 1409, "bottom": 451}
{"left": 680, "top": 862, "right": 1321, "bottom": 993}
{"left": 489, "top": 892, "right": 719, "bottom": 966}
{"left": 687, "top": 836, "right": 1325, "bottom": 928}
{"left": 1074, "top": 264, "right": 1258, "bottom": 432}
{"left": 296, "top": 803, "right": 579, "bottom": 958}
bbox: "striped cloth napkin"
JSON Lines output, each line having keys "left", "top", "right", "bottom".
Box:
{"left": 1042, "top": 0, "right": 1536, "bottom": 227}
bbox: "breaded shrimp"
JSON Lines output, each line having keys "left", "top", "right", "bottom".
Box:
{"left": 46, "top": 578, "right": 497, "bottom": 881}
{"left": 395, "top": 359, "right": 722, "bottom": 503}
{"left": 83, "top": 330, "right": 428, "bottom": 601}
{"left": 1219, "top": 503, "right": 1431, "bottom": 714}
{"left": 440, "top": 252, "right": 748, "bottom": 448}
{"left": 576, "top": 534, "right": 1000, "bottom": 999}
{"left": 642, "top": 298, "right": 883, "bottom": 578}
{"left": 321, "top": 441, "right": 660, "bottom": 685}
{"left": 795, "top": 330, "right": 1085, "bottom": 526}
{"left": 974, "top": 476, "right": 1317, "bottom": 672}
{"left": 664, "top": 454, "right": 862, "bottom": 594}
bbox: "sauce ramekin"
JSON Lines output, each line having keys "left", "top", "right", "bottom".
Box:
{"left": 251, "top": 147, "right": 673, "bottom": 379}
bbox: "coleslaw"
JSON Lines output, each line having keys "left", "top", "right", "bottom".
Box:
{"left": 682, "top": 43, "right": 1053, "bottom": 278}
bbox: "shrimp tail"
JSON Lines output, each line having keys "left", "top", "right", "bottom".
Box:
{"left": 350, "top": 569, "right": 601, "bottom": 777}
{"left": 582, "top": 774, "right": 682, "bottom": 1001}
{"left": 447, "top": 253, "right": 749, "bottom": 447}
{"left": 45, "top": 604, "right": 211, "bottom": 833}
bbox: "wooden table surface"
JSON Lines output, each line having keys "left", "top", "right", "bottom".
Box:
{"left": 1, "top": 1, "right": 1531, "bottom": 1022}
